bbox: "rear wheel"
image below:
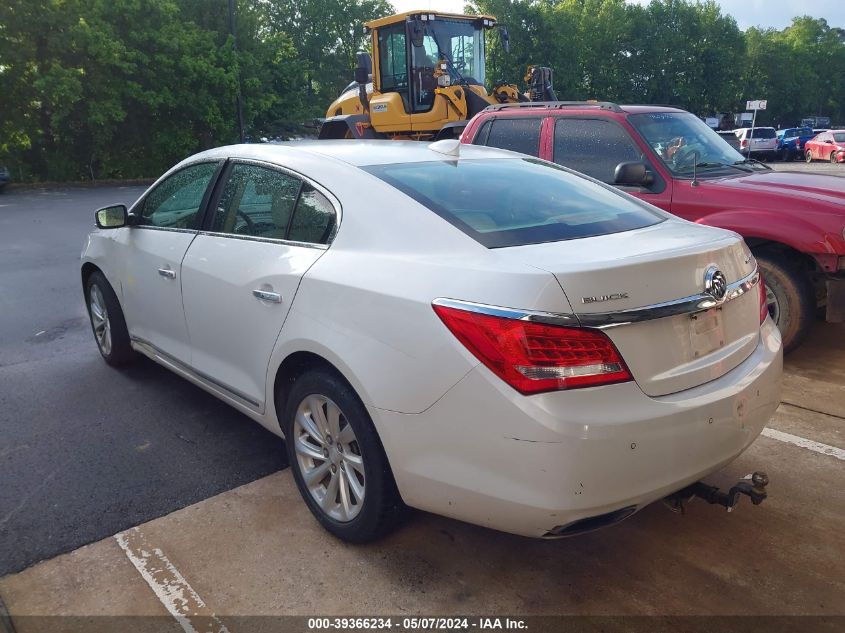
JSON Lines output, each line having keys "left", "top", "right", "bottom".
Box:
{"left": 281, "top": 369, "right": 405, "bottom": 542}
{"left": 85, "top": 271, "right": 133, "bottom": 366}
{"left": 755, "top": 253, "right": 815, "bottom": 352}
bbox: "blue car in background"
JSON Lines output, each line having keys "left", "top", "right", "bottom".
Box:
{"left": 776, "top": 127, "right": 815, "bottom": 161}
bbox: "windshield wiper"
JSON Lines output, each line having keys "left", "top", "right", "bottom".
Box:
{"left": 733, "top": 158, "right": 771, "bottom": 171}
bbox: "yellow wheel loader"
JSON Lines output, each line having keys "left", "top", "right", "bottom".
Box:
{"left": 318, "top": 11, "right": 556, "bottom": 140}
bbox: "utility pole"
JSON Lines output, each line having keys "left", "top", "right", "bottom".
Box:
{"left": 229, "top": 0, "right": 246, "bottom": 143}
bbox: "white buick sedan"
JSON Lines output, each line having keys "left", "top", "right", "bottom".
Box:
{"left": 81, "top": 140, "right": 782, "bottom": 541}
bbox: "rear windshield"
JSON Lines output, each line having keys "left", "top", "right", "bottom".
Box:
{"left": 751, "top": 128, "right": 776, "bottom": 138}
{"left": 363, "top": 158, "right": 665, "bottom": 248}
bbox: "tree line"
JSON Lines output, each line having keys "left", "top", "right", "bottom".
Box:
{"left": 1, "top": 0, "right": 844, "bottom": 182}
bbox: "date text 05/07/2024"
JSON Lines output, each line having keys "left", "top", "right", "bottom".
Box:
{"left": 307, "top": 617, "right": 528, "bottom": 630}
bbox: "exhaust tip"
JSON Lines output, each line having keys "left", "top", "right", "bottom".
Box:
{"left": 543, "top": 505, "right": 637, "bottom": 538}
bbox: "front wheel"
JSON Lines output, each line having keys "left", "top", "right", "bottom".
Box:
{"left": 755, "top": 253, "right": 815, "bottom": 352}
{"left": 830, "top": 151, "right": 838, "bottom": 164}
{"left": 85, "top": 271, "right": 133, "bottom": 366}
{"left": 281, "top": 369, "right": 405, "bottom": 542}
{"left": 806, "top": 150, "right": 813, "bottom": 163}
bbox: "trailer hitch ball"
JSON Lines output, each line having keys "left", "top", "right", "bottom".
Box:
{"left": 663, "top": 471, "right": 769, "bottom": 514}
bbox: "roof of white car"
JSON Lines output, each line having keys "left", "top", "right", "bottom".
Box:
{"left": 189, "top": 140, "right": 522, "bottom": 168}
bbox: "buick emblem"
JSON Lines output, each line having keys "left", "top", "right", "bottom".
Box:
{"left": 704, "top": 266, "right": 728, "bottom": 301}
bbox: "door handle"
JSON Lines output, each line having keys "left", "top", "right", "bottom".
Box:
{"left": 253, "top": 289, "right": 282, "bottom": 303}
{"left": 158, "top": 268, "right": 176, "bottom": 279}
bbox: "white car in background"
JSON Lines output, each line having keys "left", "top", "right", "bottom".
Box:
{"left": 81, "top": 141, "right": 782, "bottom": 541}
{"left": 734, "top": 127, "right": 779, "bottom": 158}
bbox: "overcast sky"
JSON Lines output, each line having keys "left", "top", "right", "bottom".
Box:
{"left": 390, "top": 0, "right": 845, "bottom": 30}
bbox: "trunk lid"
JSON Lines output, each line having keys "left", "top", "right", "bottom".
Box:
{"left": 496, "top": 219, "right": 760, "bottom": 396}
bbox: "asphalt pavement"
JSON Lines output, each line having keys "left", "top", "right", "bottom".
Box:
{"left": 0, "top": 187, "right": 287, "bottom": 576}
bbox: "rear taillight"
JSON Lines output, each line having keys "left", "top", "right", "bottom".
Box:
{"left": 433, "top": 303, "right": 632, "bottom": 394}
{"left": 740, "top": 139, "right": 748, "bottom": 148}
{"left": 758, "top": 276, "right": 769, "bottom": 324}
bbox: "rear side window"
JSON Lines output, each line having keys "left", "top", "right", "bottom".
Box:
{"left": 751, "top": 128, "right": 776, "bottom": 139}
{"left": 479, "top": 118, "right": 541, "bottom": 157}
{"left": 363, "top": 158, "right": 664, "bottom": 248}
{"left": 553, "top": 118, "right": 643, "bottom": 183}
{"left": 288, "top": 185, "right": 336, "bottom": 244}
{"left": 211, "top": 164, "right": 300, "bottom": 239}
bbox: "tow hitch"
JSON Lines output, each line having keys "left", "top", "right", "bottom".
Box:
{"left": 663, "top": 472, "right": 769, "bottom": 514}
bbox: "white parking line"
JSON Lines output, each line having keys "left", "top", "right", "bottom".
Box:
{"left": 761, "top": 427, "right": 845, "bottom": 461}
{"left": 115, "top": 528, "right": 229, "bottom": 633}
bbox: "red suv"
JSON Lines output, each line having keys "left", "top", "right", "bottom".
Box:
{"left": 462, "top": 102, "right": 845, "bottom": 351}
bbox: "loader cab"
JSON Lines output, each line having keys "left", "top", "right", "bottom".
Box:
{"left": 368, "top": 12, "right": 493, "bottom": 116}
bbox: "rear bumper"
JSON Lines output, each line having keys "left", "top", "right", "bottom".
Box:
{"left": 372, "top": 319, "right": 782, "bottom": 538}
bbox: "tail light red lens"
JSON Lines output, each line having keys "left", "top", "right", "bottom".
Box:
{"left": 740, "top": 139, "right": 748, "bottom": 148}
{"left": 758, "top": 276, "right": 769, "bottom": 324}
{"left": 433, "top": 303, "right": 632, "bottom": 394}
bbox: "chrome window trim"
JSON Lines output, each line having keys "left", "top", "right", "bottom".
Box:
{"left": 131, "top": 225, "right": 198, "bottom": 235}
{"left": 195, "top": 230, "right": 328, "bottom": 250}
{"left": 220, "top": 157, "right": 342, "bottom": 245}
{"left": 433, "top": 267, "right": 760, "bottom": 329}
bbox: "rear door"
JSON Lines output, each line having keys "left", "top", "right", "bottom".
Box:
{"left": 180, "top": 161, "right": 337, "bottom": 411}
{"left": 549, "top": 117, "right": 673, "bottom": 211}
{"left": 120, "top": 161, "right": 220, "bottom": 364}
{"left": 474, "top": 116, "right": 543, "bottom": 157}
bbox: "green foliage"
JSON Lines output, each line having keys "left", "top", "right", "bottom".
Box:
{"left": 3, "top": 0, "right": 845, "bottom": 181}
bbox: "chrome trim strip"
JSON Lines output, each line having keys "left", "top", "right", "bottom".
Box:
{"left": 131, "top": 225, "right": 197, "bottom": 234}
{"left": 433, "top": 267, "right": 760, "bottom": 329}
{"left": 194, "top": 230, "right": 328, "bottom": 250}
{"left": 130, "top": 336, "right": 261, "bottom": 409}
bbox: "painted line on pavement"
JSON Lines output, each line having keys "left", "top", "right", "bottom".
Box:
{"left": 115, "top": 528, "right": 229, "bottom": 633}
{"left": 761, "top": 427, "right": 845, "bottom": 461}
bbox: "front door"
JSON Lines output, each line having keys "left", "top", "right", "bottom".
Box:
{"left": 549, "top": 117, "right": 674, "bottom": 211}
{"left": 180, "top": 162, "right": 336, "bottom": 410}
{"left": 120, "top": 161, "right": 220, "bottom": 364}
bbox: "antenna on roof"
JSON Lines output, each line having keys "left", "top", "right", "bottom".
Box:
{"left": 428, "top": 139, "right": 461, "bottom": 157}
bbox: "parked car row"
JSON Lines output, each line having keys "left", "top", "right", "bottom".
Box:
{"left": 79, "top": 100, "right": 843, "bottom": 544}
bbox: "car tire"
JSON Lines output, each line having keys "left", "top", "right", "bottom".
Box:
{"left": 806, "top": 150, "right": 813, "bottom": 163}
{"left": 830, "top": 151, "right": 838, "bottom": 164}
{"left": 755, "top": 253, "right": 815, "bottom": 353}
{"left": 85, "top": 271, "right": 133, "bottom": 366}
{"left": 281, "top": 369, "right": 405, "bottom": 543}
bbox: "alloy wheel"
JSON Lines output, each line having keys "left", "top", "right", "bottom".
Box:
{"left": 89, "top": 284, "right": 112, "bottom": 356}
{"left": 293, "top": 394, "right": 365, "bottom": 522}
{"left": 765, "top": 283, "right": 781, "bottom": 325}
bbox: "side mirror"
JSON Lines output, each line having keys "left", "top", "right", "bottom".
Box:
{"left": 354, "top": 51, "right": 372, "bottom": 85}
{"left": 614, "top": 161, "right": 654, "bottom": 187}
{"left": 499, "top": 26, "right": 510, "bottom": 54}
{"left": 824, "top": 139, "right": 833, "bottom": 144}
{"left": 95, "top": 204, "right": 128, "bottom": 229}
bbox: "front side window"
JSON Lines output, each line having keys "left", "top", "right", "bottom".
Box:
{"left": 834, "top": 133, "right": 845, "bottom": 143}
{"left": 553, "top": 119, "right": 643, "bottom": 183}
{"left": 629, "top": 112, "right": 749, "bottom": 176}
{"left": 482, "top": 118, "right": 542, "bottom": 157}
{"left": 211, "top": 164, "right": 301, "bottom": 239}
{"left": 363, "top": 158, "right": 664, "bottom": 248}
{"left": 140, "top": 162, "right": 218, "bottom": 228}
